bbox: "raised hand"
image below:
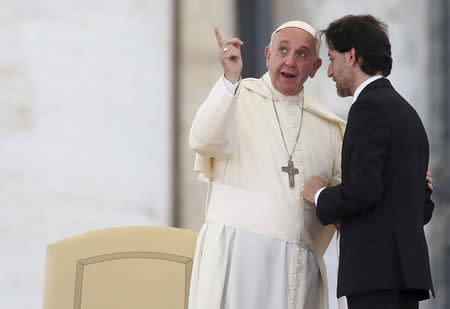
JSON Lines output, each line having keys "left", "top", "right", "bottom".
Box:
{"left": 214, "top": 27, "right": 244, "bottom": 83}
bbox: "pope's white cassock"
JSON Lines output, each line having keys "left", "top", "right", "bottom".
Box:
{"left": 188, "top": 72, "right": 346, "bottom": 309}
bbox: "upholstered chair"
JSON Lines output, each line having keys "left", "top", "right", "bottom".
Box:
{"left": 43, "top": 226, "right": 198, "bottom": 309}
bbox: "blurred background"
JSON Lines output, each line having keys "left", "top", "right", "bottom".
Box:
{"left": 0, "top": 0, "right": 448, "bottom": 308}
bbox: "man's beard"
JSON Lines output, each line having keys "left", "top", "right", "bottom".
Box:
{"left": 336, "top": 80, "right": 352, "bottom": 97}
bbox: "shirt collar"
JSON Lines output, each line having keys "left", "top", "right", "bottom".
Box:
{"left": 352, "top": 75, "right": 383, "bottom": 103}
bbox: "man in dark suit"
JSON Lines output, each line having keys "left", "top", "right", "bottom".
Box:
{"left": 301, "top": 15, "right": 435, "bottom": 309}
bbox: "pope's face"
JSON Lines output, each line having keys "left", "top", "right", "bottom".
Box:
{"left": 265, "top": 28, "right": 321, "bottom": 96}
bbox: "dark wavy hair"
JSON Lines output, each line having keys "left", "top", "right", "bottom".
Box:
{"left": 321, "top": 15, "right": 392, "bottom": 76}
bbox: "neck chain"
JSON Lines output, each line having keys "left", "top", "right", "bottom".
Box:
{"left": 270, "top": 90, "right": 304, "bottom": 188}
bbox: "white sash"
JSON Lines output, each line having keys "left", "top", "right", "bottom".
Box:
{"left": 206, "top": 182, "right": 313, "bottom": 253}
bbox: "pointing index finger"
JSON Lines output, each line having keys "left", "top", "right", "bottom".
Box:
{"left": 214, "top": 27, "right": 224, "bottom": 47}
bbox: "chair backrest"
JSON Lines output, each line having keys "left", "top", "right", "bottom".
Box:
{"left": 43, "top": 226, "right": 198, "bottom": 309}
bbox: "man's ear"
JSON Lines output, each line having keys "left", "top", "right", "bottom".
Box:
{"left": 264, "top": 46, "right": 271, "bottom": 69}
{"left": 348, "top": 47, "right": 358, "bottom": 66}
{"left": 309, "top": 58, "right": 322, "bottom": 78}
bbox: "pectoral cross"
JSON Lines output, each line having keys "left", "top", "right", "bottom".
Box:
{"left": 282, "top": 160, "right": 299, "bottom": 188}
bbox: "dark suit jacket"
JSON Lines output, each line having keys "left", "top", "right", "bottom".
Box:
{"left": 317, "top": 78, "right": 434, "bottom": 298}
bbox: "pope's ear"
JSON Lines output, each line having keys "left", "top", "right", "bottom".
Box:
{"left": 309, "top": 58, "right": 322, "bottom": 78}
{"left": 264, "top": 46, "right": 271, "bottom": 69}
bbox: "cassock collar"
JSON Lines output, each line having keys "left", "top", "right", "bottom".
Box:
{"left": 240, "top": 72, "right": 347, "bottom": 137}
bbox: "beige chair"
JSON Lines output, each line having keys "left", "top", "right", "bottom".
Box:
{"left": 43, "top": 226, "right": 198, "bottom": 309}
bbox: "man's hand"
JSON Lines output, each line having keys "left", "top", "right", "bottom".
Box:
{"left": 301, "top": 176, "right": 329, "bottom": 204}
{"left": 426, "top": 170, "right": 433, "bottom": 190}
{"left": 214, "top": 27, "right": 243, "bottom": 83}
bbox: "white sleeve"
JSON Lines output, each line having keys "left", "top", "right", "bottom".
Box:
{"left": 223, "top": 75, "right": 241, "bottom": 94}
{"left": 330, "top": 124, "right": 343, "bottom": 186}
{"left": 189, "top": 77, "right": 239, "bottom": 158}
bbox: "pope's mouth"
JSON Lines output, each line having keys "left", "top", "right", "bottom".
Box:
{"left": 281, "top": 72, "right": 296, "bottom": 79}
